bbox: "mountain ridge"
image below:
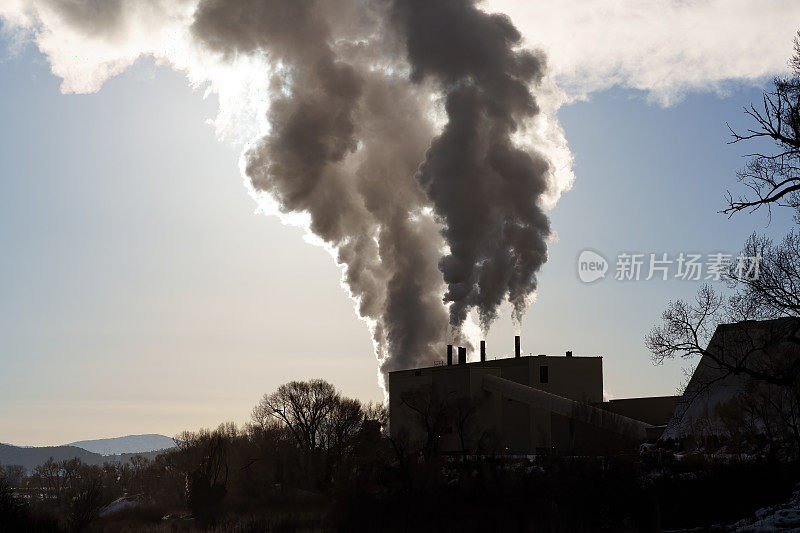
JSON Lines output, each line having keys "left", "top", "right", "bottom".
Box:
{"left": 0, "top": 443, "right": 167, "bottom": 474}
{"left": 67, "top": 433, "right": 175, "bottom": 455}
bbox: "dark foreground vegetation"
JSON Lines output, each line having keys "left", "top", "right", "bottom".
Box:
{"left": 1, "top": 378, "right": 799, "bottom": 532}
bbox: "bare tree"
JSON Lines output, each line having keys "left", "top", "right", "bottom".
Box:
{"left": 647, "top": 283, "right": 800, "bottom": 452}
{"left": 363, "top": 401, "right": 388, "bottom": 431}
{"left": 175, "top": 423, "right": 237, "bottom": 526}
{"left": 32, "top": 458, "right": 66, "bottom": 503}
{"left": 67, "top": 463, "right": 105, "bottom": 532}
{"left": 318, "top": 397, "right": 364, "bottom": 454}
{"left": 650, "top": 34, "right": 800, "bottom": 445}
{"left": 0, "top": 465, "right": 25, "bottom": 489}
{"left": 728, "top": 232, "right": 800, "bottom": 318}
{"left": 711, "top": 376, "right": 800, "bottom": 459}
{"left": 724, "top": 31, "right": 800, "bottom": 218}
{"left": 250, "top": 380, "right": 380, "bottom": 489}
{"left": 647, "top": 285, "right": 800, "bottom": 387}
{"left": 0, "top": 471, "right": 28, "bottom": 528}
{"left": 398, "top": 384, "right": 453, "bottom": 460}
{"left": 452, "top": 396, "right": 483, "bottom": 458}
{"left": 251, "top": 379, "right": 340, "bottom": 455}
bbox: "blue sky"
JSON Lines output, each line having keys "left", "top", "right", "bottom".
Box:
{"left": 1, "top": 20, "right": 797, "bottom": 445}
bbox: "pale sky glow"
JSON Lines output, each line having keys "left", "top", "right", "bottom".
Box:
{"left": 1, "top": 2, "right": 799, "bottom": 446}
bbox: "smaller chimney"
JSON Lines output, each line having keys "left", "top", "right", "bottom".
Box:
{"left": 447, "top": 344, "right": 453, "bottom": 366}
{"left": 458, "top": 346, "right": 466, "bottom": 365}
{"left": 480, "top": 340, "right": 486, "bottom": 362}
{"left": 566, "top": 350, "right": 573, "bottom": 357}
{"left": 515, "top": 335, "right": 521, "bottom": 358}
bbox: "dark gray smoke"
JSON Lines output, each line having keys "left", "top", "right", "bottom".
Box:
{"left": 190, "top": 0, "right": 552, "bottom": 380}
{"left": 391, "top": 0, "right": 551, "bottom": 330}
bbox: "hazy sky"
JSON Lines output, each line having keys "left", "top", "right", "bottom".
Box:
{"left": 1, "top": 2, "right": 799, "bottom": 446}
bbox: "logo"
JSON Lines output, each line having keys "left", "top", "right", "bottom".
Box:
{"left": 578, "top": 250, "right": 608, "bottom": 283}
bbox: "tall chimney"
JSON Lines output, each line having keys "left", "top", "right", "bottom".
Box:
{"left": 447, "top": 344, "right": 453, "bottom": 366}
{"left": 480, "top": 340, "right": 486, "bottom": 362}
{"left": 458, "top": 346, "right": 466, "bottom": 365}
{"left": 515, "top": 335, "right": 521, "bottom": 358}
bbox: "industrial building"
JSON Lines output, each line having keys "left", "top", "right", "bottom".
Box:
{"left": 662, "top": 317, "right": 800, "bottom": 443}
{"left": 389, "top": 337, "right": 678, "bottom": 455}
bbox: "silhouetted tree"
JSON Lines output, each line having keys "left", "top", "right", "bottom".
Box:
{"left": 250, "top": 380, "right": 386, "bottom": 490}
{"left": 724, "top": 31, "right": 800, "bottom": 218}
{"left": 452, "top": 395, "right": 483, "bottom": 458}
{"left": 649, "top": 33, "right": 800, "bottom": 432}
{"left": 715, "top": 379, "right": 800, "bottom": 458}
{"left": 728, "top": 232, "right": 800, "bottom": 319}
{"left": 252, "top": 379, "right": 340, "bottom": 457}
{"left": 32, "top": 458, "right": 66, "bottom": 504}
{"left": 0, "top": 472, "right": 30, "bottom": 531}
{"left": 176, "top": 423, "right": 237, "bottom": 526}
{"left": 399, "top": 383, "right": 453, "bottom": 460}
{"left": 0, "top": 464, "right": 25, "bottom": 489}
{"left": 67, "top": 463, "right": 106, "bottom": 531}
{"left": 648, "top": 286, "right": 800, "bottom": 387}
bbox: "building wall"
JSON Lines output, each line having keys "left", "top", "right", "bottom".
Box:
{"left": 600, "top": 396, "right": 680, "bottom": 426}
{"left": 388, "top": 355, "right": 604, "bottom": 454}
{"left": 387, "top": 366, "right": 436, "bottom": 451}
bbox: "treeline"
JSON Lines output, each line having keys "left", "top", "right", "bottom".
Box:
{"left": 2, "top": 379, "right": 800, "bottom": 532}
{"left": 0, "top": 379, "right": 390, "bottom": 531}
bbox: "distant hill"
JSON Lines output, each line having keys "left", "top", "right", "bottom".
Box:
{"left": 0, "top": 443, "right": 167, "bottom": 474}
{"left": 67, "top": 434, "right": 175, "bottom": 455}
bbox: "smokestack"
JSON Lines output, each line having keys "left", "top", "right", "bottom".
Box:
{"left": 566, "top": 350, "right": 573, "bottom": 357}
{"left": 515, "top": 335, "right": 521, "bottom": 358}
{"left": 480, "top": 340, "right": 486, "bottom": 362}
{"left": 458, "top": 346, "right": 466, "bottom": 365}
{"left": 447, "top": 344, "right": 453, "bottom": 366}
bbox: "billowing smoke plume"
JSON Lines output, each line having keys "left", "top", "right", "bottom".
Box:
{"left": 189, "top": 0, "right": 553, "bottom": 367}
{"left": 189, "top": 0, "right": 461, "bottom": 379}
{"left": 1, "top": 0, "right": 567, "bottom": 387}
{"left": 391, "top": 1, "right": 550, "bottom": 329}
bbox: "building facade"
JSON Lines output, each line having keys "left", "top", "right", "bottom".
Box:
{"left": 389, "top": 338, "right": 677, "bottom": 455}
